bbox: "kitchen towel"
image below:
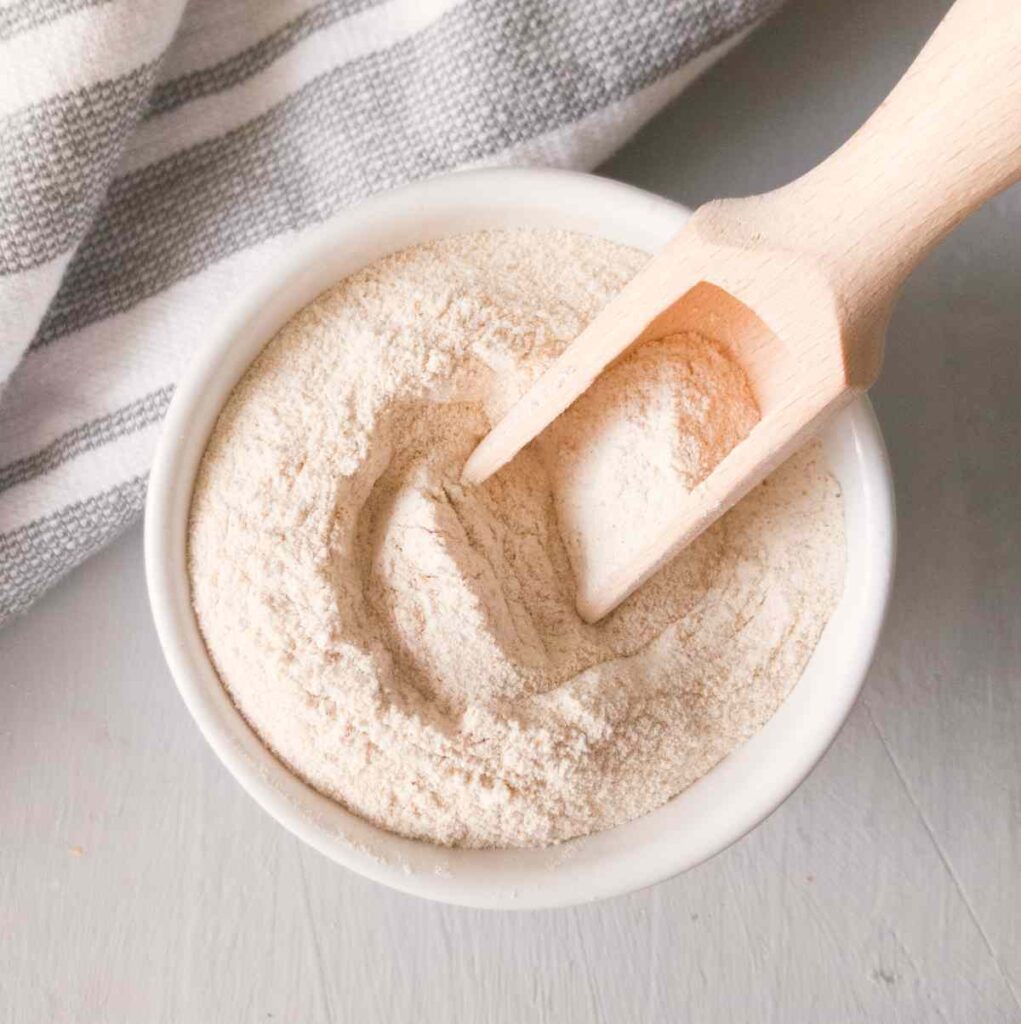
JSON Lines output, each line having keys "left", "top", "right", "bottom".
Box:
{"left": 0, "top": 0, "right": 780, "bottom": 624}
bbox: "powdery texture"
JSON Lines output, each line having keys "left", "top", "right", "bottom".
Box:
{"left": 188, "top": 229, "right": 846, "bottom": 849}
{"left": 544, "top": 331, "right": 760, "bottom": 605}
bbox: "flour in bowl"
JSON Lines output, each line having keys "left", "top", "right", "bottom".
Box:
{"left": 188, "top": 229, "right": 845, "bottom": 849}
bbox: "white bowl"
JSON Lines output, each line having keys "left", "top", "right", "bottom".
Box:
{"left": 145, "top": 168, "right": 895, "bottom": 910}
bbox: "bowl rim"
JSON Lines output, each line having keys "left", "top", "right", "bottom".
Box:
{"left": 145, "top": 167, "right": 896, "bottom": 909}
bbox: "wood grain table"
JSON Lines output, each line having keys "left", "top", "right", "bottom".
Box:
{"left": 2, "top": 0, "right": 1018, "bottom": 1019}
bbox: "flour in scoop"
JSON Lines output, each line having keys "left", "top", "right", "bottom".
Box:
{"left": 544, "top": 330, "right": 760, "bottom": 607}
{"left": 188, "top": 229, "right": 845, "bottom": 849}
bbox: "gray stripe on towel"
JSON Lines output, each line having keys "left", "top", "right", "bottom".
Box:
{"left": 146, "top": 0, "right": 382, "bottom": 118}
{"left": 0, "top": 63, "right": 157, "bottom": 274}
{"left": 0, "top": 474, "right": 147, "bottom": 623}
{"left": 0, "top": 0, "right": 111, "bottom": 41}
{"left": 0, "top": 386, "right": 173, "bottom": 495}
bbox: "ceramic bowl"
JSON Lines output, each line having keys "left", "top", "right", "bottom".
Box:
{"left": 145, "top": 168, "right": 895, "bottom": 909}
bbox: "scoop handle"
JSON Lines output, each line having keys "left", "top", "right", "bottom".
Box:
{"left": 761, "top": 0, "right": 1021, "bottom": 326}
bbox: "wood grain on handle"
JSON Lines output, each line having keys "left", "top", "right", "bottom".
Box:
{"left": 734, "top": 0, "right": 1021, "bottom": 319}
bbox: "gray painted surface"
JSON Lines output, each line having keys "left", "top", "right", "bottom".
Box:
{"left": 2, "top": 0, "right": 1019, "bottom": 1018}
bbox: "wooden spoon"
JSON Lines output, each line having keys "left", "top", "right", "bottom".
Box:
{"left": 462, "top": 0, "right": 1021, "bottom": 623}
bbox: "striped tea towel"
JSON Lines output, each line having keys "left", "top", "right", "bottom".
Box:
{"left": 0, "top": 0, "right": 781, "bottom": 625}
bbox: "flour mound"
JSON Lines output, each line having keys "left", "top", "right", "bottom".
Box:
{"left": 188, "top": 229, "right": 845, "bottom": 849}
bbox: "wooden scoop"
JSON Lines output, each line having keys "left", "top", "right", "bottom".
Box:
{"left": 462, "top": 0, "right": 1021, "bottom": 623}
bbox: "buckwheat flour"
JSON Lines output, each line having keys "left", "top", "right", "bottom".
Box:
{"left": 188, "top": 229, "right": 845, "bottom": 849}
